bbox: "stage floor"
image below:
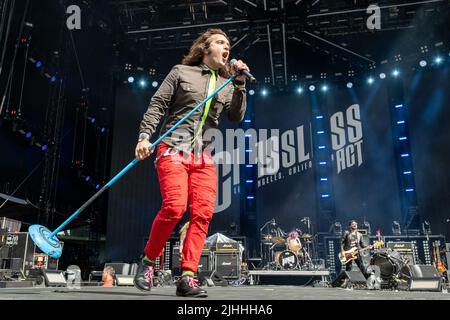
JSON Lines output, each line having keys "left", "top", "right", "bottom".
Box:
{"left": 0, "top": 285, "right": 448, "bottom": 300}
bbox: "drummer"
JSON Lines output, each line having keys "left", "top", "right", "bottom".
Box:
{"left": 287, "top": 230, "right": 302, "bottom": 254}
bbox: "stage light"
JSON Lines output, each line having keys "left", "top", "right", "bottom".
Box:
{"left": 249, "top": 89, "right": 255, "bottom": 95}
{"left": 397, "top": 120, "right": 405, "bottom": 124}
{"left": 296, "top": 87, "right": 303, "bottom": 94}
{"left": 392, "top": 69, "right": 399, "bottom": 77}
{"left": 379, "top": 73, "right": 386, "bottom": 79}
{"left": 319, "top": 161, "right": 326, "bottom": 165}
{"left": 89, "top": 117, "right": 95, "bottom": 124}
{"left": 35, "top": 61, "right": 42, "bottom": 68}
{"left": 321, "top": 194, "right": 329, "bottom": 198}
{"left": 85, "top": 176, "right": 91, "bottom": 182}
{"left": 101, "top": 127, "right": 106, "bottom": 133}
{"left": 419, "top": 60, "right": 427, "bottom": 67}
{"left": 435, "top": 56, "right": 442, "bottom": 64}
{"left": 41, "top": 145, "right": 47, "bottom": 151}
{"left": 346, "top": 82, "right": 353, "bottom": 88}
{"left": 139, "top": 79, "right": 147, "bottom": 87}
{"left": 403, "top": 171, "right": 412, "bottom": 175}
{"left": 128, "top": 76, "right": 135, "bottom": 83}
{"left": 244, "top": 119, "right": 251, "bottom": 123}
{"left": 318, "top": 145, "right": 325, "bottom": 149}
{"left": 367, "top": 77, "right": 374, "bottom": 84}
{"left": 50, "top": 76, "right": 56, "bottom": 82}
{"left": 392, "top": 221, "right": 401, "bottom": 235}
{"left": 246, "top": 180, "right": 254, "bottom": 183}
{"left": 246, "top": 196, "right": 254, "bottom": 200}
{"left": 26, "top": 132, "right": 32, "bottom": 139}
{"left": 399, "top": 137, "right": 407, "bottom": 140}
{"left": 321, "top": 85, "right": 328, "bottom": 92}
{"left": 152, "top": 81, "right": 158, "bottom": 88}
{"left": 422, "top": 221, "right": 431, "bottom": 235}
{"left": 95, "top": 184, "right": 101, "bottom": 190}
{"left": 261, "top": 89, "right": 268, "bottom": 96}
{"left": 309, "top": 85, "right": 315, "bottom": 91}
{"left": 405, "top": 188, "right": 414, "bottom": 192}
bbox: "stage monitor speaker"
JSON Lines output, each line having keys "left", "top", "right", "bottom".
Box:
{"left": 198, "top": 271, "right": 228, "bottom": 287}
{"left": 115, "top": 275, "right": 134, "bottom": 286}
{"left": 42, "top": 270, "right": 67, "bottom": 287}
{"left": 408, "top": 265, "right": 442, "bottom": 291}
{"left": 332, "top": 270, "right": 367, "bottom": 289}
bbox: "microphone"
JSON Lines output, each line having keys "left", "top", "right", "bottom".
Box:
{"left": 230, "top": 59, "right": 256, "bottom": 83}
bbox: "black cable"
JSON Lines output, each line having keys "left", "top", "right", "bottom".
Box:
{"left": 0, "top": 0, "right": 14, "bottom": 77}
{"left": 0, "top": 158, "right": 44, "bottom": 210}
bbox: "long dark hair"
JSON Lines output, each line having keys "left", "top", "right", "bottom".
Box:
{"left": 182, "top": 28, "right": 231, "bottom": 78}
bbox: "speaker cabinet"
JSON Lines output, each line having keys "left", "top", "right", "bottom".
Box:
{"left": 214, "top": 252, "right": 240, "bottom": 279}
{"left": 332, "top": 270, "right": 367, "bottom": 289}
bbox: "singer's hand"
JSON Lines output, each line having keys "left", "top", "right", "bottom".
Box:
{"left": 135, "top": 140, "right": 154, "bottom": 161}
{"left": 231, "top": 59, "right": 250, "bottom": 82}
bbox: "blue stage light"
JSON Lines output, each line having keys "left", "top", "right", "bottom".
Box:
{"left": 297, "top": 87, "right": 303, "bottom": 94}
{"left": 35, "top": 61, "right": 42, "bottom": 68}
{"left": 128, "top": 76, "right": 135, "bottom": 83}
{"left": 26, "top": 132, "right": 32, "bottom": 139}
{"left": 321, "top": 85, "right": 328, "bottom": 92}
{"left": 392, "top": 69, "right": 399, "bottom": 77}
{"left": 152, "top": 81, "right": 158, "bottom": 88}
{"left": 309, "top": 85, "right": 315, "bottom": 91}
{"left": 346, "top": 82, "right": 353, "bottom": 88}
{"left": 261, "top": 89, "right": 268, "bottom": 96}
{"left": 95, "top": 184, "right": 101, "bottom": 189}
{"left": 419, "top": 60, "right": 427, "bottom": 67}
{"left": 50, "top": 76, "right": 57, "bottom": 82}
{"left": 435, "top": 56, "right": 442, "bottom": 64}
{"left": 41, "top": 145, "right": 47, "bottom": 151}
{"left": 249, "top": 89, "right": 255, "bottom": 95}
{"left": 367, "top": 77, "right": 374, "bottom": 84}
{"left": 85, "top": 176, "right": 91, "bottom": 182}
{"left": 139, "top": 79, "right": 147, "bottom": 87}
{"left": 379, "top": 73, "right": 386, "bottom": 79}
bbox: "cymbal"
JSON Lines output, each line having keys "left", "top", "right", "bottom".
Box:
{"left": 301, "top": 233, "right": 312, "bottom": 238}
{"left": 270, "top": 236, "right": 285, "bottom": 244}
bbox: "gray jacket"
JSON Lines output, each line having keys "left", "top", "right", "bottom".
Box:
{"left": 139, "top": 63, "right": 247, "bottom": 151}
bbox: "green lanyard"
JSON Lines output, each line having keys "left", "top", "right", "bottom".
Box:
{"left": 192, "top": 69, "right": 216, "bottom": 145}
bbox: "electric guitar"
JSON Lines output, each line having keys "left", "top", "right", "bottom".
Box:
{"left": 339, "top": 241, "right": 384, "bottom": 264}
{"left": 433, "top": 241, "right": 447, "bottom": 274}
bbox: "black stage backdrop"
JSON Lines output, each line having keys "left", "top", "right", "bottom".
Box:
{"left": 254, "top": 94, "right": 316, "bottom": 235}
{"left": 406, "top": 67, "right": 450, "bottom": 237}
{"left": 323, "top": 83, "right": 401, "bottom": 234}
{"left": 107, "top": 86, "right": 241, "bottom": 261}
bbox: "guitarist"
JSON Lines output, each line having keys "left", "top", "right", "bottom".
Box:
{"left": 340, "top": 220, "right": 369, "bottom": 277}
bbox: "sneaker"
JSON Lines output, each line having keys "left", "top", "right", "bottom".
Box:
{"left": 133, "top": 259, "right": 154, "bottom": 292}
{"left": 176, "top": 276, "right": 208, "bottom": 298}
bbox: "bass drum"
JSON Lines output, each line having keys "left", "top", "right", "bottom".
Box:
{"left": 277, "top": 250, "right": 298, "bottom": 270}
{"left": 370, "top": 249, "right": 410, "bottom": 280}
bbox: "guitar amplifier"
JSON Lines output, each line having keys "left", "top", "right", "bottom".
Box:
{"left": 216, "top": 242, "right": 239, "bottom": 252}
{"left": 386, "top": 241, "right": 416, "bottom": 265}
{"left": 214, "top": 251, "right": 241, "bottom": 279}
{"left": 171, "top": 246, "right": 212, "bottom": 275}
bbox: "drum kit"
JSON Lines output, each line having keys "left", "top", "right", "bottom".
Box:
{"left": 369, "top": 248, "right": 412, "bottom": 289}
{"left": 260, "top": 218, "right": 316, "bottom": 270}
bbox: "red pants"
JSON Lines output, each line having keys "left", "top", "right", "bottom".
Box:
{"left": 144, "top": 143, "right": 217, "bottom": 273}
